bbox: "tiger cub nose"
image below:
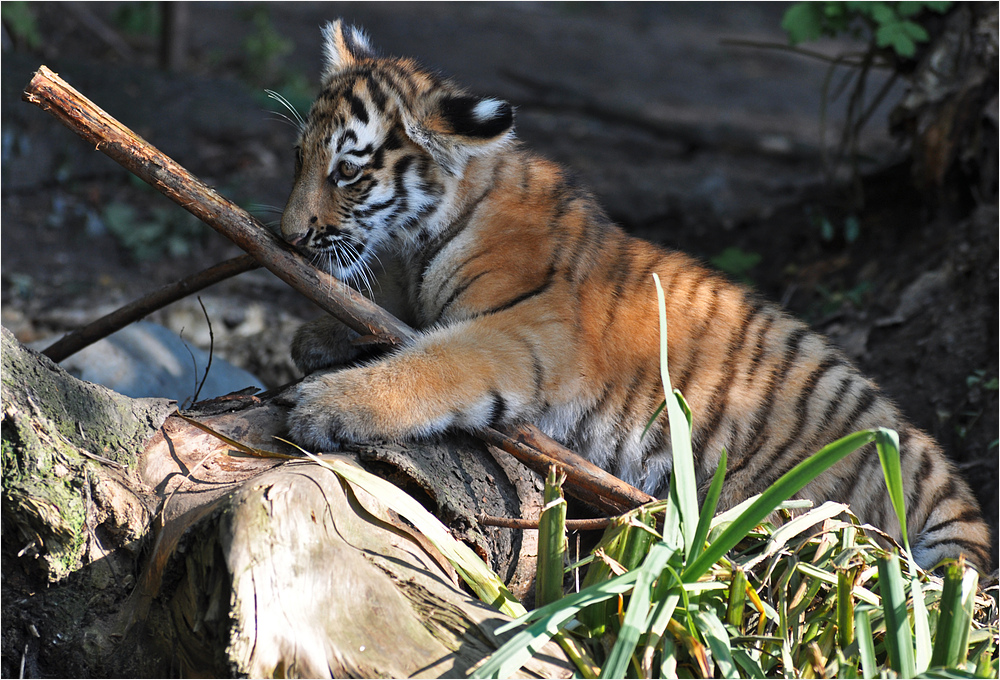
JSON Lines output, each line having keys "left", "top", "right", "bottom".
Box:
{"left": 286, "top": 228, "right": 314, "bottom": 247}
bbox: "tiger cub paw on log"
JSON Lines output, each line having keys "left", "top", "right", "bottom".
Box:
{"left": 280, "top": 20, "right": 992, "bottom": 571}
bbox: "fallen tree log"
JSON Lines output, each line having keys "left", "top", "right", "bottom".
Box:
{"left": 1, "top": 328, "right": 571, "bottom": 677}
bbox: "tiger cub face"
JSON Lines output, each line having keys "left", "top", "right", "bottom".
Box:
{"left": 281, "top": 21, "right": 515, "bottom": 284}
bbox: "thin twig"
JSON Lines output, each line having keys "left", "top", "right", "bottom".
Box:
{"left": 65, "top": 2, "right": 135, "bottom": 61}
{"left": 189, "top": 296, "right": 214, "bottom": 405}
{"left": 478, "top": 513, "right": 612, "bottom": 531}
{"left": 41, "top": 254, "right": 259, "bottom": 363}
{"left": 719, "top": 38, "right": 892, "bottom": 70}
{"left": 502, "top": 69, "right": 821, "bottom": 161}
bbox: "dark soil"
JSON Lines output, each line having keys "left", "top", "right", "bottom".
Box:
{"left": 2, "top": 3, "right": 997, "bottom": 676}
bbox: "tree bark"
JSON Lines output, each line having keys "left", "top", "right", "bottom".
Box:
{"left": 1, "top": 328, "right": 570, "bottom": 677}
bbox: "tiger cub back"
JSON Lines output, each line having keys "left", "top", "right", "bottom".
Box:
{"left": 281, "top": 21, "right": 992, "bottom": 571}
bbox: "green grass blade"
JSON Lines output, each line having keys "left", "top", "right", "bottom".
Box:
{"left": 691, "top": 448, "right": 727, "bottom": 560}
{"left": 732, "top": 648, "right": 768, "bottom": 679}
{"left": 641, "top": 399, "right": 666, "bottom": 441}
{"left": 647, "top": 590, "right": 681, "bottom": 644}
{"left": 692, "top": 608, "right": 740, "bottom": 678}
{"left": 931, "top": 560, "right": 979, "bottom": 669}
{"left": 620, "top": 508, "right": 659, "bottom": 571}
{"left": 972, "top": 637, "right": 994, "bottom": 678}
{"left": 726, "top": 564, "right": 749, "bottom": 628}
{"left": 475, "top": 570, "right": 642, "bottom": 678}
{"left": 682, "top": 429, "right": 876, "bottom": 582}
{"left": 855, "top": 605, "right": 878, "bottom": 680}
{"left": 872, "top": 428, "right": 934, "bottom": 673}
{"left": 837, "top": 567, "right": 856, "bottom": 649}
{"left": 874, "top": 427, "right": 911, "bottom": 556}
{"left": 912, "top": 572, "right": 932, "bottom": 674}
{"left": 536, "top": 468, "right": 568, "bottom": 608}
{"left": 661, "top": 633, "right": 679, "bottom": 678}
{"left": 673, "top": 388, "right": 693, "bottom": 430}
{"left": 600, "top": 541, "right": 676, "bottom": 678}
{"left": 878, "top": 553, "right": 916, "bottom": 678}
{"left": 652, "top": 272, "right": 699, "bottom": 559}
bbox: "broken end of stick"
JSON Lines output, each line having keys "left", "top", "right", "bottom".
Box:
{"left": 23, "top": 65, "right": 57, "bottom": 102}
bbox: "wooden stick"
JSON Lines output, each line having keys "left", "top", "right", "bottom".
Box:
{"left": 478, "top": 514, "right": 612, "bottom": 531}
{"left": 41, "top": 254, "right": 260, "bottom": 363}
{"left": 477, "top": 425, "right": 653, "bottom": 514}
{"left": 22, "top": 65, "right": 655, "bottom": 517}
{"left": 23, "top": 65, "right": 411, "bottom": 349}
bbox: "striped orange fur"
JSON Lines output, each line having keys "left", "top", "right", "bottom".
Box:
{"left": 281, "top": 21, "right": 992, "bottom": 571}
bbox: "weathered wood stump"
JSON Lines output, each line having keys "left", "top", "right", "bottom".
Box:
{"left": 1, "top": 327, "right": 570, "bottom": 677}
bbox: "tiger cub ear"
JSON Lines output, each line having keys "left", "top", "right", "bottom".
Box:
{"left": 320, "top": 20, "right": 374, "bottom": 80}
{"left": 405, "top": 94, "right": 515, "bottom": 175}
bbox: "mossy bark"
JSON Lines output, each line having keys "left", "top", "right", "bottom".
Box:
{"left": 1, "top": 326, "right": 173, "bottom": 581}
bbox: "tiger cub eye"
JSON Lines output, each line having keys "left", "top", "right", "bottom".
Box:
{"left": 337, "top": 160, "right": 360, "bottom": 181}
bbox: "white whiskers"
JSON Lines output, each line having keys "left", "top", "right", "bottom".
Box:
{"left": 264, "top": 89, "right": 306, "bottom": 132}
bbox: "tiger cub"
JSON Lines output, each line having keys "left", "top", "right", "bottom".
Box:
{"left": 280, "top": 20, "right": 991, "bottom": 570}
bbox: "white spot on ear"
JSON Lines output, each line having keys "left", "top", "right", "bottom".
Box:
{"left": 472, "top": 98, "right": 505, "bottom": 121}
{"left": 347, "top": 26, "right": 373, "bottom": 54}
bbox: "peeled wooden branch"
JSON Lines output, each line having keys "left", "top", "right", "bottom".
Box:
{"left": 24, "top": 65, "right": 411, "bottom": 348}
{"left": 22, "top": 65, "right": 655, "bottom": 516}
{"left": 41, "top": 254, "right": 259, "bottom": 362}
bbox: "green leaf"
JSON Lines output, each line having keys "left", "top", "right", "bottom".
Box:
{"left": 931, "top": 561, "right": 979, "bottom": 668}
{"left": 536, "top": 468, "right": 568, "bottom": 608}
{"left": 690, "top": 448, "right": 727, "bottom": 561}
{"left": 711, "top": 247, "right": 762, "bottom": 281}
{"left": 1, "top": 2, "right": 41, "bottom": 48}
{"left": 682, "top": 429, "right": 877, "bottom": 582}
{"left": 870, "top": 2, "right": 899, "bottom": 24}
{"left": 876, "top": 22, "right": 917, "bottom": 57}
{"left": 477, "top": 569, "right": 642, "bottom": 678}
{"left": 878, "top": 553, "right": 916, "bottom": 678}
{"left": 640, "top": 399, "right": 666, "bottom": 441}
{"left": 600, "top": 542, "right": 676, "bottom": 678}
{"left": 874, "top": 427, "right": 910, "bottom": 554}
{"left": 782, "top": 2, "right": 826, "bottom": 44}
{"left": 726, "top": 563, "right": 749, "bottom": 628}
{"left": 912, "top": 573, "right": 932, "bottom": 674}
{"left": 691, "top": 609, "right": 740, "bottom": 679}
{"left": 923, "top": 1, "right": 953, "bottom": 13}
{"left": 653, "top": 272, "right": 700, "bottom": 559}
{"left": 732, "top": 647, "right": 768, "bottom": 679}
{"left": 837, "top": 567, "right": 856, "bottom": 649}
{"left": 902, "top": 20, "right": 930, "bottom": 41}
{"left": 855, "top": 605, "right": 878, "bottom": 679}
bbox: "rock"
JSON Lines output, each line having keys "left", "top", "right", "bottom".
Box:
{"left": 33, "top": 321, "right": 263, "bottom": 403}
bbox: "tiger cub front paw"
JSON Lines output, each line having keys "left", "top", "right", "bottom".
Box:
{"left": 286, "top": 371, "right": 371, "bottom": 452}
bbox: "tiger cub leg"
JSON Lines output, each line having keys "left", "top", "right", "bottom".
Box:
{"left": 291, "top": 255, "right": 414, "bottom": 373}
{"left": 290, "top": 315, "right": 367, "bottom": 373}
{"left": 286, "top": 316, "right": 556, "bottom": 451}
